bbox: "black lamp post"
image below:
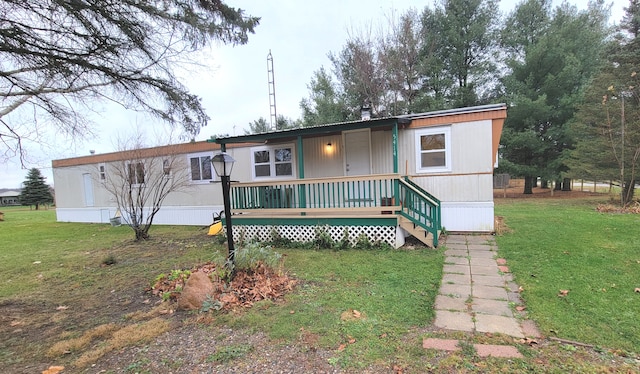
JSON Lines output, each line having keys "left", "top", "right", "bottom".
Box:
{"left": 211, "top": 152, "right": 236, "bottom": 274}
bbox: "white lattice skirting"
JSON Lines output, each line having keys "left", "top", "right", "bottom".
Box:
{"left": 232, "top": 224, "right": 399, "bottom": 247}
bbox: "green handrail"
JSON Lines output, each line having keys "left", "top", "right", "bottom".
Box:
{"left": 398, "top": 177, "right": 441, "bottom": 247}
{"left": 229, "top": 174, "right": 441, "bottom": 246}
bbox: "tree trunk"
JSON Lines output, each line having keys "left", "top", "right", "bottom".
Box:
{"left": 622, "top": 179, "right": 636, "bottom": 207}
{"left": 134, "top": 227, "right": 150, "bottom": 241}
{"left": 523, "top": 176, "right": 533, "bottom": 194}
{"left": 541, "top": 180, "right": 549, "bottom": 189}
{"left": 562, "top": 178, "right": 572, "bottom": 191}
{"left": 554, "top": 179, "right": 562, "bottom": 191}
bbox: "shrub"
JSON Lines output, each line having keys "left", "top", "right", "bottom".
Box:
{"left": 234, "top": 242, "right": 282, "bottom": 271}
{"left": 313, "top": 226, "right": 335, "bottom": 249}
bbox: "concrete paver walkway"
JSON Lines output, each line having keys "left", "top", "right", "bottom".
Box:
{"left": 433, "top": 234, "right": 540, "bottom": 338}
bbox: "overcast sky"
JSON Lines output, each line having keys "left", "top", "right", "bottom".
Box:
{"left": 0, "top": 0, "right": 626, "bottom": 189}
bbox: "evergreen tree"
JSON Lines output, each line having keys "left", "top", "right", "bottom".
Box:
{"left": 19, "top": 168, "right": 53, "bottom": 210}
{"left": 498, "top": 0, "right": 609, "bottom": 193}
{"left": 570, "top": 0, "right": 640, "bottom": 206}
{"left": 422, "top": 0, "right": 500, "bottom": 108}
{"left": 300, "top": 67, "right": 350, "bottom": 126}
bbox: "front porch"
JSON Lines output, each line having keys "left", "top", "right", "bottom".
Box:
{"left": 227, "top": 173, "right": 441, "bottom": 248}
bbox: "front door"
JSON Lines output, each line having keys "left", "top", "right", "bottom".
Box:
{"left": 344, "top": 129, "right": 371, "bottom": 176}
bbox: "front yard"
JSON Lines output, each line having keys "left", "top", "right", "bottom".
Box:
{"left": 0, "top": 200, "right": 638, "bottom": 373}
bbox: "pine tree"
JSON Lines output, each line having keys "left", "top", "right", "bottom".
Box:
{"left": 19, "top": 168, "right": 53, "bottom": 210}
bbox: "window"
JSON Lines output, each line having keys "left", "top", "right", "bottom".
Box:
{"left": 251, "top": 145, "right": 294, "bottom": 179}
{"left": 98, "top": 163, "right": 106, "bottom": 181}
{"left": 188, "top": 153, "right": 213, "bottom": 183}
{"left": 415, "top": 127, "right": 451, "bottom": 173}
{"left": 162, "top": 159, "right": 171, "bottom": 176}
{"left": 127, "top": 162, "right": 145, "bottom": 184}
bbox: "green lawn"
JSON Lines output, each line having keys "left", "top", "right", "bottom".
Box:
{"left": 220, "top": 248, "right": 443, "bottom": 368}
{"left": 1, "top": 202, "right": 638, "bottom": 372}
{"left": 495, "top": 197, "right": 640, "bottom": 353}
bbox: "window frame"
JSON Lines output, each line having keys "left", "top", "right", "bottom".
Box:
{"left": 187, "top": 152, "right": 215, "bottom": 184}
{"left": 162, "top": 158, "right": 172, "bottom": 178}
{"left": 250, "top": 144, "right": 296, "bottom": 180}
{"left": 415, "top": 126, "right": 452, "bottom": 173}
{"left": 126, "top": 161, "right": 145, "bottom": 185}
{"left": 98, "top": 163, "right": 106, "bottom": 182}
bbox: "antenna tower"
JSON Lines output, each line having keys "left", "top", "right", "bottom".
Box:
{"left": 267, "top": 50, "right": 277, "bottom": 130}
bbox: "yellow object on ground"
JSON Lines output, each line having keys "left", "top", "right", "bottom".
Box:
{"left": 207, "top": 222, "right": 223, "bottom": 236}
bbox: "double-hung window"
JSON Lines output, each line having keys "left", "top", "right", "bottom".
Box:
{"left": 127, "top": 161, "right": 145, "bottom": 185}
{"left": 415, "top": 127, "right": 451, "bottom": 173}
{"left": 188, "top": 153, "right": 213, "bottom": 183}
{"left": 251, "top": 145, "right": 294, "bottom": 179}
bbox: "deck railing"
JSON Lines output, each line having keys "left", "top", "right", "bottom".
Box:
{"left": 231, "top": 174, "right": 400, "bottom": 212}
{"left": 231, "top": 174, "right": 441, "bottom": 243}
{"left": 398, "top": 176, "right": 441, "bottom": 246}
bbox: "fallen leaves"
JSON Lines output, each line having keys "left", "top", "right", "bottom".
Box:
{"left": 41, "top": 366, "right": 64, "bottom": 374}
{"left": 558, "top": 290, "right": 569, "bottom": 297}
{"left": 148, "top": 262, "right": 297, "bottom": 310}
{"left": 340, "top": 309, "right": 365, "bottom": 321}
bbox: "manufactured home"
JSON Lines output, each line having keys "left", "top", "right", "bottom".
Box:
{"left": 52, "top": 104, "right": 506, "bottom": 247}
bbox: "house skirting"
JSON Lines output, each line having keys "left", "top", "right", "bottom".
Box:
{"left": 440, "top": 201, "right": 494, "bottom": 232}
{"left": 230, "top": 217, "right": 406, "bottom": 249}
{"left": 55, "top": 206, "right": 223, "bottom": 225}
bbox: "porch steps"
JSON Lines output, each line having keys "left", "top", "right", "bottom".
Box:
{"left": 399, "top": 217, "right": 439, "bottom": 248}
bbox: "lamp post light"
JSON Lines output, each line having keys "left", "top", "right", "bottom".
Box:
{"left": 211, "top": 152, "right": 236, "bottom": 275}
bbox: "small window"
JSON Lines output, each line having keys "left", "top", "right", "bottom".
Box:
{"left": 98, "top": 163, "right": 106, "bottom": 181}
{"left": 188, "top": 153, "right": 213, "bottom": 183}
{"left": 415, "top": 127, "right": 451, "bottom": 173}
{"left": 127, "top": 162, "right": 145, "bottom": 184}
{"left": 162, "top": 159, "right": 171, "bottom": 176}
{"left": 251, "top": 145, "right": 295, "bottom": 179}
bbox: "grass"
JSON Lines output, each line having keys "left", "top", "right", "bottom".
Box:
{"left": 495, "top": 197, "right": 640, "bottom": 353}
{"left": 219, "top": 248, "right": 444, "bottom": 368}
{"left": 2, "top": 202, "right": 639, "bottom": 372}
{"left": 0, "top": 206, "right": 211, "bottom": 300}
{"left": 0, "top": 206, "right": 215, "bottom": 369}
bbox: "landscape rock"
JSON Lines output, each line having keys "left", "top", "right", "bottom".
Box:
{"left": 177, "top": 271, "right": 214, "bottom": 310}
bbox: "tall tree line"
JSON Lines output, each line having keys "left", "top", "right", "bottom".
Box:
{"left": 295, "top": 0, "right": 615, "bottom": 197}
{"left": 570, "top": 0, "right": 640, "bottom": 206}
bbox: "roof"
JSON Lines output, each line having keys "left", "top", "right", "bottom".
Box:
{"left": 0, "top": 190, "right": 21, "bottom": 197}
{"left": 214, "top": 116, "right": 407, "bottom": 145}
{"left": 215, "top": 103, "right": 506, "bottom": 145}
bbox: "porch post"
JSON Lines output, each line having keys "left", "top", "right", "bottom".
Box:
{"left": 297, "top": 136, "right": 306, "bottom": 210}
{"left": 393, "top": 121, "right": 400, "bottom": 207}
{"left": 392, "top": 121, "right": 399, "bottom": 174}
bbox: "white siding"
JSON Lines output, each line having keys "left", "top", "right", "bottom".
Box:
{"left": 371, "top": 130, "right": 393, "bottom": 174}
{"left": 303, "top": 135, "right": 343, "bottom": 178}
{"left": 56, "top": 205, "right": 222, "bottom": 226}
{"left": 441, "top": 202, "right": 495, "bottom": 232}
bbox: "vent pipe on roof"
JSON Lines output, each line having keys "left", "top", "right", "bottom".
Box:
{"left": 361, "top": 103, "right": 371, "bottom": 120}
{"left": 89, "top": 150, "right": 95, "bottom": 155}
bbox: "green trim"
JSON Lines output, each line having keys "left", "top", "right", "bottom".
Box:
{"left": 297, "top": 136, "right": 304, "bottom": 179}
{"left": 392, "top": 120, "right": 399, "bottom": 174}
{"left": 231, "top": 217, "right": 398, "bottom": 227}
{"left": 297, "top": 136, "right": 306, "bottom": 210}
